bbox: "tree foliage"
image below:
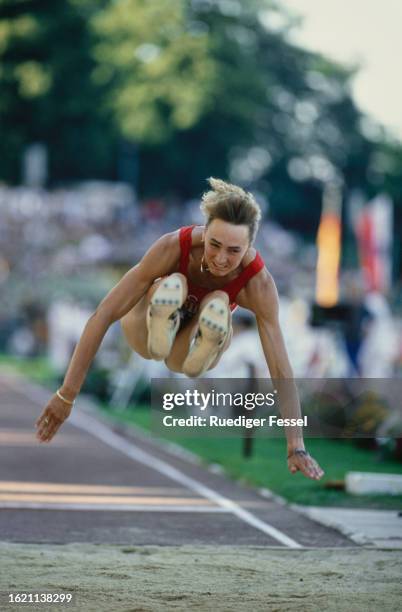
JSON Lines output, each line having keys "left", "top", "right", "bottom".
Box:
{"left": 0, "top": 0, "right": 115, "bottom": 182}
{"left": 92, "top": 0, "right": 216, "bottom": 143}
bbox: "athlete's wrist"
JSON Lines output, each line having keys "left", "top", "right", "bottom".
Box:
{"left": 287, "top": 438, "right": 305, "bottom": 453}
{"left": 287, "top": 448, "right": 308, "bottom": 460}
{"left": 58, "top": 385, "right": 77, "bottom": 403}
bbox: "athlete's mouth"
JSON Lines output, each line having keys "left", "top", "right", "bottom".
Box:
{"left": 212, "top": 262, "right": 227, "bottom": 271}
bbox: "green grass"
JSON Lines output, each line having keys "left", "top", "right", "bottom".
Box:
{"left": 0, "top": 354, "right": 58, "bottom": 388}
{"left": 2, "top": 354, "right": 402, "bottom": 510}
{"left": 97, "top": 402, "right": 402, "bottom": 510}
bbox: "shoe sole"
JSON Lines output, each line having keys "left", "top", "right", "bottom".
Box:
{"left": 182, "top": 298, "right": 229, "bottom": 377}
{"left": 147, "top": 276, "right": 185, "bottom": 360}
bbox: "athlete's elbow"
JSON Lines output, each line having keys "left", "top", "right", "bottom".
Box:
{"left": 270, "top": 364, "right": 294, "bottom": 380}
{"left": 89, "top": 307, "right": 114, "bottom": 328}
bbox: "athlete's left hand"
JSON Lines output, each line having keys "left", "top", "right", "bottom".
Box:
{"left": 287, "top": 449, "right": 324, "bottom": 480}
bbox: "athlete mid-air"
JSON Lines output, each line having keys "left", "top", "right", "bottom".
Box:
{"left": 35, "top": 178, "right": 324, "bottom": 480}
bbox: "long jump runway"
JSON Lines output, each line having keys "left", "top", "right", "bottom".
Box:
{"left": 0, "top": 371, "right": 353, "bottom": 549}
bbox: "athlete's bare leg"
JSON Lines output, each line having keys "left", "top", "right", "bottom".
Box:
{"left": 120, "top": 273, "right": 188, "bottom": 360}
{"left": 165, "top": 290, "right": 232, "bottom": 375}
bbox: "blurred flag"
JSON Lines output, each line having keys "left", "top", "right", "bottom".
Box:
{"left": 315, "top": 183, "right": 342, "bottom": 307}
{"left": 355, "top": 194, "right": 393, "bottom": 293}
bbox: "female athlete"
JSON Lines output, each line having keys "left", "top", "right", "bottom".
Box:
{"left": 35, "top": 178, "right": 324, "bottom": 480}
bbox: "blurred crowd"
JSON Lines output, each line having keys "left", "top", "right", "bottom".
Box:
{"left": 0, "top": 182, "right": 401, "bottom": 390}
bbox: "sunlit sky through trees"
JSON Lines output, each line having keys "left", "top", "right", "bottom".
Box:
{"left": 282, "top": 0, "right": 402, "bottom": 139}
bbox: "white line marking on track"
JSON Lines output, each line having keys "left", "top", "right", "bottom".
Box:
{"left": 5, "top": 376, "right": 303, "bottom": 548}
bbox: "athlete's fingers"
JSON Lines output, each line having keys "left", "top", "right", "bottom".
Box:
{"left": 288, "top": 453, "right": 324, "bottom": 480}
{"left": 300, "top": 456, "right": 324, "bottom": 480}
{"left": 36, "top": 421, "right": 48, "bottom": 441}
{"left": 35, "top": 410, "right": 50, "bottom": 429}
{"left": 36, "top": 425, "right": 50, "bottom": 442}
{"left": 42, "top": 425, "right": 59, "bottom": 443}
{"left": 36, "top": 416, "right": 59, "bottom": 442}
{"left": 41, "top": 422, "right": 54, "bottom": 442}
{"left": 300, "top": 459, "right": 317, "bottom": 480}
{"left": 287, "top": 457, "right": 300, "bottom": 474}
{"left": 308, "top": 456, "right": 324, "bottom": 479}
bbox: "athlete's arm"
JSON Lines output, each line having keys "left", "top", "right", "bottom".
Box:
{"left": 35, "top": 231, "right": 180, "bottom": 442}
{"left": 238, "top": 270, "right": 324, "bottom": 480}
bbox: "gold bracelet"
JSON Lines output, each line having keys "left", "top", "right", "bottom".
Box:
{"left": 56, "top": 389, "right": 75, "bottom": 406}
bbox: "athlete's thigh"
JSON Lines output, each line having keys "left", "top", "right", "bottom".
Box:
{"left": 164, "top": 318, "right": 199, "bottom": 372}
{"left": 120, "top": 279, "right": 164, "bottom": 358}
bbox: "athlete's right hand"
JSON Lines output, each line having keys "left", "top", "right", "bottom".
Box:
{"left": 35, "top": 394, "right": 73, "bottom": 443}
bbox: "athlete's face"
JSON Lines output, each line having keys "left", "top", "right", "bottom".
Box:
{"left": 203, "top": 219, "right": 250, "bottom": 276}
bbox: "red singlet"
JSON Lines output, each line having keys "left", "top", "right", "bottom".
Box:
{"left": 178, "top": 225, "right": 265, "bottom": 316}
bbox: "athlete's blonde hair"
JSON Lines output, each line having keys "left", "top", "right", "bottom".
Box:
{"left": 200, "top": 178, "right": 261, "bottom": 244}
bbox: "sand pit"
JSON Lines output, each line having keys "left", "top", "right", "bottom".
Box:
{"left": 1, "top": 542, "right": 401, "bottom": 611}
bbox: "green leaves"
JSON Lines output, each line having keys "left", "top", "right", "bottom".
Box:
{"left": 92, "top": 0, "right": 215, "bottom": 142}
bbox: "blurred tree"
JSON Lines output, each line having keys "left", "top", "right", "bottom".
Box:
{"left": 92, "top": 0, "right": 216, "bottom": 143}
{"left": 0, "top": 0, "right": 116, "bottom": 183}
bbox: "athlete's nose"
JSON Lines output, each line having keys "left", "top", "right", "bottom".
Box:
{"left": 215, "top": 251, "right": 227, "bottom": 265}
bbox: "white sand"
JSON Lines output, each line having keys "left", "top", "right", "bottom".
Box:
{"left": 1, "top": 543, "right": 402, "bottom": 611}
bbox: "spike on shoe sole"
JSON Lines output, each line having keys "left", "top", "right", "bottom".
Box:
{"left": 147, "top": 276, "right": 185, "bottom": 360}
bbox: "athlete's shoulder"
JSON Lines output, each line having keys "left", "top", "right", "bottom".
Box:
{"left": 236, "top": 263, "right": 277, "bottom": 313}
{"left": 168, "top": 225, "right": 205, "bottom": 246}
{"left": 153, "top": 229, "right": 181, "bottom": 250}
{"left": 141, "top": 230, "right": 182, "bottom": 266}
{"left": 188, "top": 225, "right": 205, "bottom": 247}
{"left": 151, "top": 225, "right": 204, "bottom": 254}
{"left": 241, "top": 247, "right": 257, "bottom": 268}
{"left": 136, "top": 230, "right": 182, "bottom": 281}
